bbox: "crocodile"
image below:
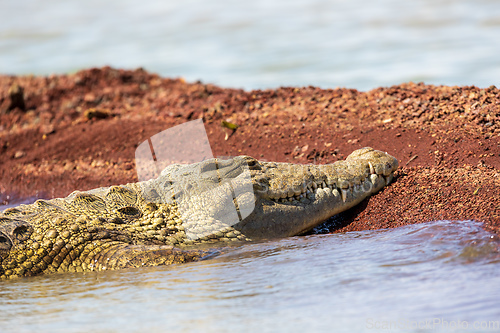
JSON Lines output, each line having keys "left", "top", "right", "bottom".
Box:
{"left": 0, "top": 147, "right": 398, "bottom": 279}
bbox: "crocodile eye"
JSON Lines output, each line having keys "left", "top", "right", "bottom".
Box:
{"left": 0, "top": 232, "right": 12, "bottom": 251}
{"left": 244, "top": 157, "right": 260, "bottom": 169}
{"left": 13, "top": 225, "right": 32, "bottom": 241}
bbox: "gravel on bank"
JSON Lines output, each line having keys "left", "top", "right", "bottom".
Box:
{"left": 1, "top": 67, "right": 499, "bottom": 234}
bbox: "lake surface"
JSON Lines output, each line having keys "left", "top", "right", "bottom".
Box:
{"left": 1, "top": 220, "right": 499, "bottom": 333}
{"left": 1, "top": 0, "right": 500, "bottom": 90}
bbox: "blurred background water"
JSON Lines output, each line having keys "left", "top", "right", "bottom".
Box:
{"left": 1, "top": 0, "right": 500, "bottom": 90}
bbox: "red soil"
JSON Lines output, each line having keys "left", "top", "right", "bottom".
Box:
{"left": 1, "top": 67, "right": 499, "bottom": 234}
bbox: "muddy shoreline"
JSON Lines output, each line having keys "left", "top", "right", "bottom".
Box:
{"left": 1, "top": 67, "right": 499, "bottom": 234}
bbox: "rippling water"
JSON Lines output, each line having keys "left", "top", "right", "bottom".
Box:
{"left": 1, "top": 220, "right": 499, "bottom": 333}
{"left": 1, "top": 0, "right": 500, "bottom": 90}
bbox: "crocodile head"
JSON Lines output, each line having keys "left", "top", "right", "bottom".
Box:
{"left": 0, "top": 147, "right": 397, "bottom": 278}
{"left": 138, "top": 146, "right": 398, "bottom": 240}
{"left": 236, "top": 147, "right": 398, "bottom": 238}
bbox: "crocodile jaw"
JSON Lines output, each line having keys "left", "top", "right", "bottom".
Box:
{"left": 237, "top": 174, "right": 389, "bottom": 238}
{"left": 236, "top": 147, "right": 398, "bottom": 239}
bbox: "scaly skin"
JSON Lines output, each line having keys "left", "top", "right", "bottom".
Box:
{"left": 0, "top": 147, "right": 398, "bottom": 279}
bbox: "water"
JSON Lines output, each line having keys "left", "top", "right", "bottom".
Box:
{"left": 1, "top": 0, "right": 500, "bottom": 90}
{"left": 1, "top": 220, "right": 499, "bottom": 333}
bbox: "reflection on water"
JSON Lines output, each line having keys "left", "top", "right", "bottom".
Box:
{"left": 1, "top": 220, "right": 499, "bottom": 333}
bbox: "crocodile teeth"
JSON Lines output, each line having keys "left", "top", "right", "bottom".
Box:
{"left": 312, "top": 182, "right": 318, "bottom": 190}
{"left": 340, "top": 189, "right": 348, "bottom": 202}
{"left": 385, "top": 174, "right": 394, "bottom": 185}
{"left": 370, "top": 174, "right": 379, "bottom": 185}
{"left": 368, "top": 161, "right": 375, "bottom": 175}
{"left": 323, "top": 187, "right": 332, "bottom": 195}
{"left": 322, "top": 181, "right": 327, "bottom": 189}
